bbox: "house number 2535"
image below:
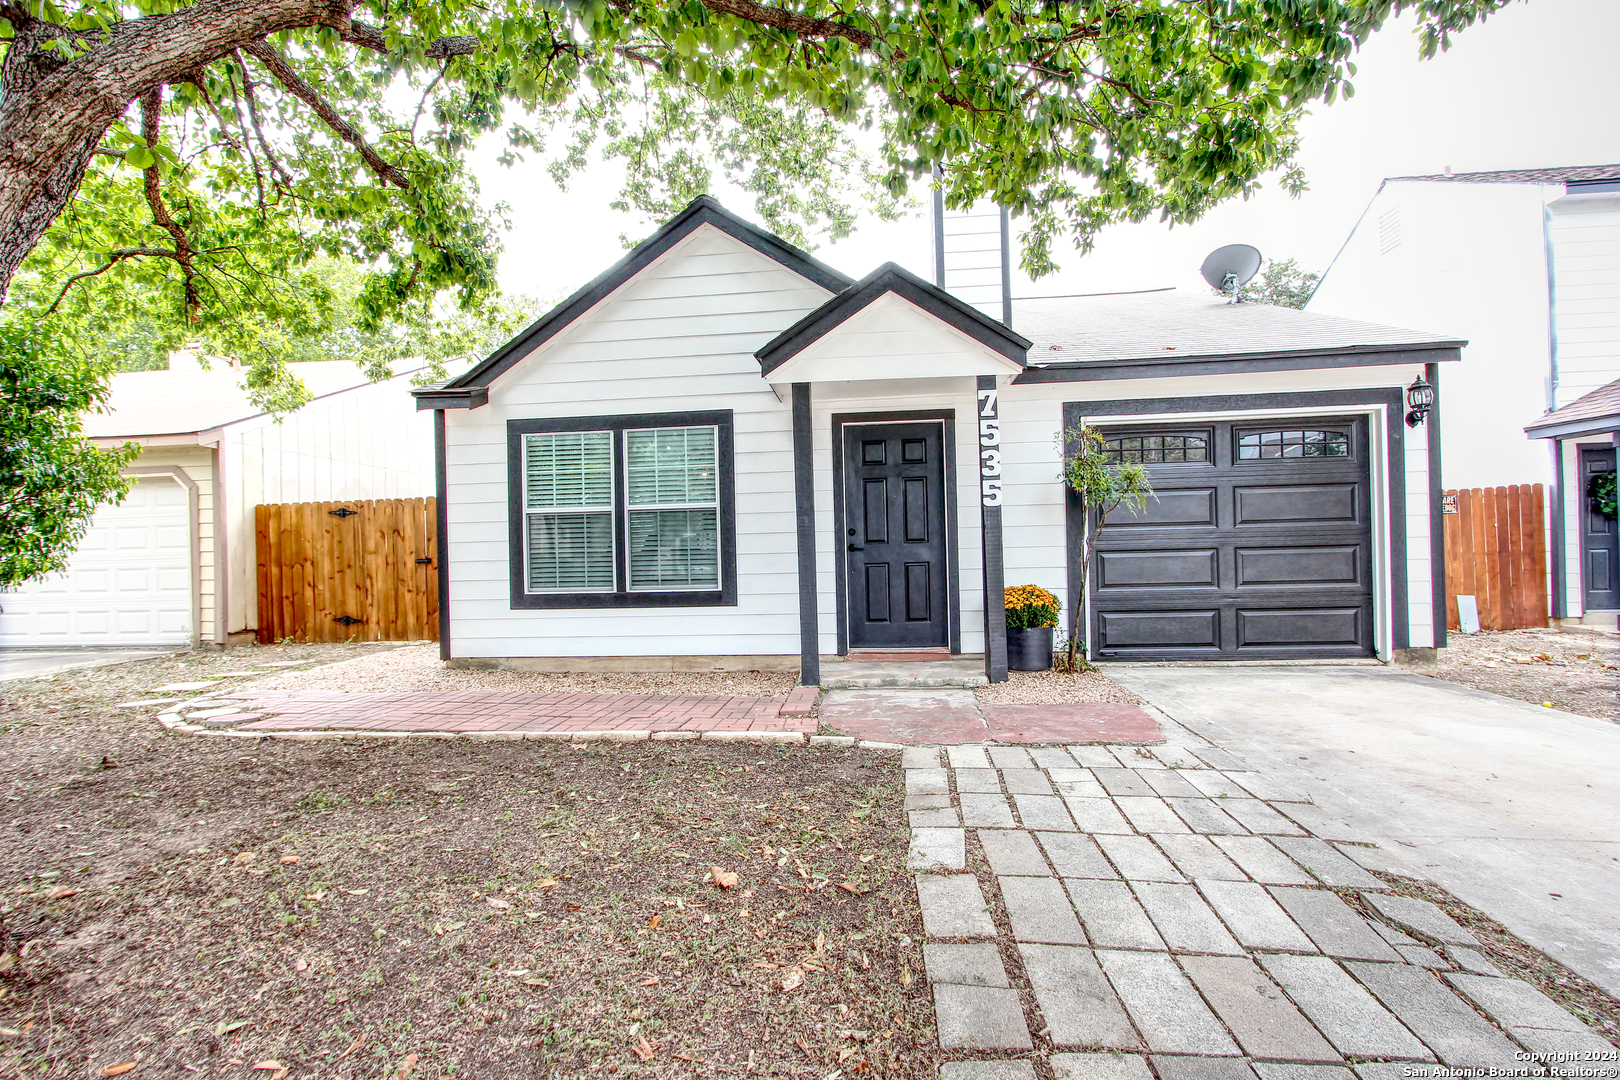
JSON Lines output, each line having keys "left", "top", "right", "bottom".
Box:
{"left": 978, "top": 388, "right": 1002, "bottom": 507}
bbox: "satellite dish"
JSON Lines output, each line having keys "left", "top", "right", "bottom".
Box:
{"left": 1200, "top": 244, "right": 1263, "bottom": 302}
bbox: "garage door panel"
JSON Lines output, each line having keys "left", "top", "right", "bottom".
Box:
{"left": 1098, "top": 610, "right": 1220, "bottom": 649}
{"left": 1091, "top": 417, "right": 1373, "bottom": 662}
{"left": 1237, "top": 607, "right": 1364, "bottom": 648}
{"left": 1112, "top": 488, "right": 1217, "bottom": 527}
{"left": 0, "top": 477, "right": 192, "bottom": 647}
{"left": 1235, "top": 546, "right": 1362, "bottom": 587}
{"left": 1234, "top": 484, "right": 1359, "bottom": 525}
{"left": 1097, "top": 549, "right": 1218, "bottom": 589}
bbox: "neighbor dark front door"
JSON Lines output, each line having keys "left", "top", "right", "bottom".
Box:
{"left": 1579, "top": 445, "right": 1618, "bottom": 612}
{"left": 843, "top": 422, "right": 949, "bottom": 649}
{"left": 1089, "top": 417, "right": 1376, "bottom": 660}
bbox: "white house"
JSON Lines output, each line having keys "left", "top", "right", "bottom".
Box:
{"left": 0, "top": 359, "right": 435, "bottom": 649}
{"left": 415, "top": 197, "right": 1460, "bottom": 682}
{"left": 1308, "top": 165, "right": 1620, "bottom": 627}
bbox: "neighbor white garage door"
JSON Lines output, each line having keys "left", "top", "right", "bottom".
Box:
{"left": 0, "top": 478, "right": 193, "bottom": 647}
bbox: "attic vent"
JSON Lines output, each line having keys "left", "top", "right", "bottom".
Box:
{"left": 1378, "top": 207, "right": 1401, "bottom": 255}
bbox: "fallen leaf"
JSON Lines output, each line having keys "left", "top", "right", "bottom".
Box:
{"left": 639, "top": 976, "right": 660, "bottom": 986}
{"left": 632, "top": 1035, "right": 654, "bottom": 1062}
{"left": 279, "top": 855, "right": 299, "bottom": 865}
{"left": 294, "top": 957, "right": 307, "bottom": 972}
{"left": 794, "top": 1036, "right": 813, "bottom": 1059}
{"left": 813, "top": 931, "right": 826, "bottom": 954}
{"left": 535, "top": 877, "right": 559, "bottom": 889}
{"left": 672, "top": 1052, "right": 702, "bottom": 1062}
{"left": 47, "top": 886, "right": 79, "bottom": 900}
{"left": 233, "top": 851, "right": 255, "bottom": 864}
{"left": 708, "top": 866, "right": 739, "bottom": 890}
{"left": 780, "top": 967, "right": 805, "bottom": 992}
{"left": 485, "top": 897, "right": 510, "bottom": 910}
{"left": 753, "top": 961, "right": 780, "bottom": 969}
{"left": 836, "top": 881, "right": 866, "bottom": 895}
{"left": 343, "top": 888, "right": 368, "bottom": 896}
{"left": 899, "top": 964, "right": 913, "bottom": 988}
{"left": 647, "top": 913, "right": 661, "bottom": 929}
{"left": 101, "top": 1064, "right": 138, "bottom": 1077}
{"left": 395, "top": 1052, "right": 418, "bottom": 1079}
{"left": 251, "top": 1062, "right": 284, "bottom": 1072}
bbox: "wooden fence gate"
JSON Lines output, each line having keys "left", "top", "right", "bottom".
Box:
{"left": 255, "top": 498, "right": 439, "bottom": 643}
{"left": 1443, "top": 485, "right": 1548, "bottom": 631}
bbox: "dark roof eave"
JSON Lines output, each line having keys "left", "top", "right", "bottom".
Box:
{"left": 446, "top": 196, "right": 852, "bottom": 401}
{"left": 412, "top": 385, "right": 489, "bottom": 411}
{"left": 1011, "top": 340, "right": 1465, "bottom": 383}
{"left": 1524, "top": 415, "right": 1620, "bottom": 439}
{"left": 756, "top": 262, "right": 1032, "bottom": 375}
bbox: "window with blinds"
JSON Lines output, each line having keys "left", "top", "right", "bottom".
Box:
{"left": 626, "top": 426, "right": 719, "bottom": 590}
{"left": 523, "top": 431, "right": 614, "bottom": 591}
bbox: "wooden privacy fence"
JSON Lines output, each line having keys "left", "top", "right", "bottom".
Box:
{"left": 1444, "top": 485, "right": 1548, "bottom": 631}
{"left": 255, "top": 498, "right": 439, "bottom": 643}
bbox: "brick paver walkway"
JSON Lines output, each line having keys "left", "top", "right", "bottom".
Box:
{"left": 157, "top": 687, "right": 819, "bottom": 737}
{"left": 903, "top": 741, "right": 1616, "bottom": 1079}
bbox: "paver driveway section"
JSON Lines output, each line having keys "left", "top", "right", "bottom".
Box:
{"left": 1108, "top": 665, "right": 1620, "bottom": 997}
{"left": 905, "top": 739, "right": 1615, "bottom": 1077}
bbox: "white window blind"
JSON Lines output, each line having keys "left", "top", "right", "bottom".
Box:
{"left": 625, "top": 426, "right": 719, "bottom": 590}
{"left": 524, "top": 431, "right": 613, "bottom": 591}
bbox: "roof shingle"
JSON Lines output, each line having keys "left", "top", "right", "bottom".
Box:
{"left": 1524, "top": 377, "right": 1620, "bottom": 437}
{"left": 1389, "top": 165, "right": 1620, "bottom": 185}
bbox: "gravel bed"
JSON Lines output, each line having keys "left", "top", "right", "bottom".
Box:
{"left": 237, "top": 643, "right": 802, "bottom": 698}
{"left": 973, "top": 668, "right": 1147, "bottom": 706}
{"left": 1423, "top": 627, "right": 1619, "bottom": 722}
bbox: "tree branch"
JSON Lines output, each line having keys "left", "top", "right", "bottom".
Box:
{"left": 43, "top": 247, "right": 182, "bottom": 317}
{"left": 140, "top": 88, "right": 200, "bottom": 319}
{"left": 236, "top": 52, "right": 294, "bottom": 189}
{"left": 697, "top": 0, "right": 882, "bottom": 51}
{"left": 341, "top": 20, "right": 478, "bottom": 58}
{"left": 243, "top": 39, "right": 410, "bottom": 189}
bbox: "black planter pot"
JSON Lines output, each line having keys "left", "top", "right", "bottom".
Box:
{"left": 1006, "top": 627, "right": 1054, "bottom": 672}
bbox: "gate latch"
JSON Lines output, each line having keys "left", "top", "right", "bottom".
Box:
{"left": 333, "top": 615, "right": 362, "bottom": 626}
{"left": 415, "top": 557, "right": 433, "bottom": 565}
{"left": 329, "top": 507, "right": 358, "bottom": 518}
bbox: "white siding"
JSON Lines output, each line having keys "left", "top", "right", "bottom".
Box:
{"left": 765, "top": 292, "right": 1018, "bottom": 384}
{"left": 1548, "top": 193, "right": 1620, "bottom": 408}
{"left": 443, "top": 223, "right": 833, "bottom": 658}
{"left": 1309, "top": 180, "right": 1555, "bottom": 489}
{"left": 219, "top": 372, "right": 434, "bottom": 634}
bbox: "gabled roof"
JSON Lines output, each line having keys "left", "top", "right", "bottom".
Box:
{"left": 1525, "top": 377, "right": 1620, "bottom": 439}
{"left": 84, "top": 362, "right": 399, "bottom": 441}
{"left": 1008, "top": 289, "right": 1462, "bottom": 382}
{"left": 420, "top": 196, "right": 851, "bottom": 408}
{"left": 1389, "top": 165, "right": 1620, "bottom": 186}
{"left": 755, "top": 261, "right": 1031, "bottom": 376}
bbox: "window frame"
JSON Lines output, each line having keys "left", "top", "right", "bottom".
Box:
{"left": 1234, "top": 425, "right": 1354, "bottom": 462}
{"left": 1096, "top": 427, "right": 1215, "bottom": 466}
{"left": 507, "top": 411, "right": 737, "bottom": 609}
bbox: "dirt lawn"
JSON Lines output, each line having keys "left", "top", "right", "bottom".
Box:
{"left": 1423, "top": 628, "right": 1619, "bottom": 722}
{"left": 0, "top": 655, "right": 934, "bottom": 1079}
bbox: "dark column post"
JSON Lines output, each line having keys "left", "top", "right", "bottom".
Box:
{"left": 977, "top": 375, "right": 1008, "bottom": 683}
{"left": 792, "top": 383, "right": 820, "bottom": 686}
{"left": 1549, "top": 438, "right": 1565, "bottom": 620}
{"left": 434, "top": 409, "right": 452, "bottom": 660}
{"left": 1426, "top": 363, "right": 1447, "bottom": 648}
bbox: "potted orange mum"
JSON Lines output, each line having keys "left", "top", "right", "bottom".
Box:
{"left": 1004, "top": 585, "right": 1060, "bottom": 671}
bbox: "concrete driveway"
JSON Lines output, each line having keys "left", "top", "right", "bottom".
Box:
{"left": 0, "top": 648, "right": 168, "bottom": 681}
{"left": 1108, "top": 664, "right": 1620, "bottom": 997}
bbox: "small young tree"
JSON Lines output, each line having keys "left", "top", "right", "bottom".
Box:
{"left": 1060, "top": 426, "right": 1152, "bottom": 671}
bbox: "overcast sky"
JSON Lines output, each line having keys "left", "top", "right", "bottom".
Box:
{"left": 471, "top": 0, "right": 1620, "bottom": 305}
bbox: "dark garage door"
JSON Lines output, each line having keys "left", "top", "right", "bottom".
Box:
{"left": 1089, "top": 418, "right": 1375, "bottom": 661}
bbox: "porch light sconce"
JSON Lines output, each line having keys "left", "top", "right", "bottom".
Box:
{"left": 1405, "top": 375, "right": 1435, "bottom": 428}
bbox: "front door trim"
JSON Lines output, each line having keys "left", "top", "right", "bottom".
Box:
{"left": 1062, "top": 389, "right": 1410, "bottom": 658}
{"left": 831, "top": 410, "right": 962, "bottom": 655}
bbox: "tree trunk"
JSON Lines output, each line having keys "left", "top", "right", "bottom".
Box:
{"left": 0, "top": 0, "right": 360, "bottom": 303}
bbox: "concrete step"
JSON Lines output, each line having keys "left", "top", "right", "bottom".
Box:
{"left": 819, "top": 659, "right": 988, "bottom": 689}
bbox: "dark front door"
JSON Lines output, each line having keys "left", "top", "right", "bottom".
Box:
{"left": 1089, "top": 418, "right": 1375, "bottom": 660}
{"left": 1579, "top": 446, "right": 1618, "bottom": 611}
{"left": 843, "top": 422, "right": 949, "bottom": 649}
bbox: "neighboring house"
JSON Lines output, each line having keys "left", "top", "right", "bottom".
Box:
{"left": 1308, "top": 165, "right": 1620, "bottom": 626}
{"left": 414, "top": 196, "right": 1460, "bottom": 682}
{"left": 0, "top": 358, "right": 434, "bottom": 649}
